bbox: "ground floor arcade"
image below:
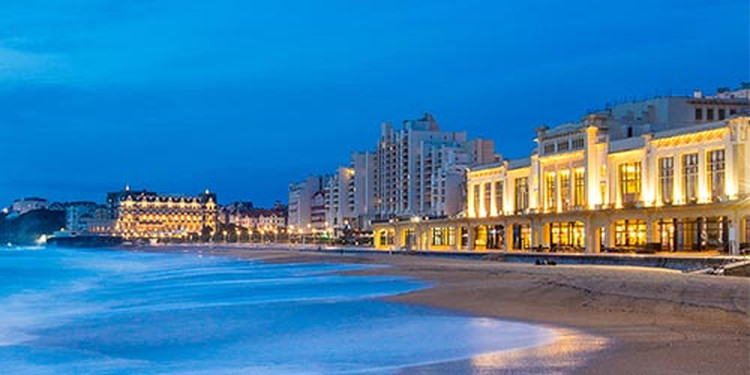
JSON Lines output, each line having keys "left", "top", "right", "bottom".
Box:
{"left": 373, "top": 201, "right": 750, "bottom": 255}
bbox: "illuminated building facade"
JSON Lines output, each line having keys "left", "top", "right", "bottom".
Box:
{"left": 108, "top": 187, "right": 218, "bottom": 240}
{"left": 374, "top": 85, "right": 750, "bottom": 254}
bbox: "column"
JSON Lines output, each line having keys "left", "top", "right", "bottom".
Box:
{"left": 504, "top": 223, "right": 512, "bottom": 253}
{"left": 698, "top": 150, "right": 708, "bottom": 203}
{"left": 395, "top": 226, "right": 404, "bottom": 250}
{"left": 645, "top": 217, "right": 654, "bottom": 249}
{"left": 467, "top": 224, "right": 475, "bottom": 250}
{"left": 556, "top": 171, "right": 562, "bottom": 213}
{"left": 729, "top": 211, "right": 741, "bottom": 256}
{"left": 531, "top": 218, "right": 542, "bottom": 250}
{"left": 604, "top": 221, "right": 615, "bottom": 250}
{"left": 585, "top": 217, "right": 598, "bottom": 253}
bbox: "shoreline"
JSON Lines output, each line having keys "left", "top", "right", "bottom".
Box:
{"left": 125, "top": 245, "right": 750, "bottom": 374}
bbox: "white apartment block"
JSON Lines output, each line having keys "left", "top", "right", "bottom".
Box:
{"left": 374, "top": 113, "right": 496, "bottom": 219}
{"left": 350, "top": 151, "right": 378, "bottom": 230}
{"left": 287, "top": 175, "right": 327, "bottom": 233}
{"left": 325, "top": 167, "right": 354, "bottom": 231}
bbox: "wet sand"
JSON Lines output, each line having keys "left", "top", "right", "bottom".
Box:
{"left": 130, "top": 246, "right": 750, "bottom": 374}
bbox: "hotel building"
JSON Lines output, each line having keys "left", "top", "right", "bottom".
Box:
{"left": 374, "top": 86, "right": 750, "bottom": 255}
{"left": 107, "top": 187, "right": 218, "bottom": 240}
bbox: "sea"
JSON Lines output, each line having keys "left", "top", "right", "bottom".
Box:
{"left": 0, "top": 247, "right": 557, "bottom": 374}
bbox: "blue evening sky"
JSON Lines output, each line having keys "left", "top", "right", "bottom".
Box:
{"left": 1, "top": 0, "right": 747, "bottom": 206}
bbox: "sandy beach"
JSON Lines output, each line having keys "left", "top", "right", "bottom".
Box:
{"left": 133, "top": 246, "right": 750, "bottom": 374}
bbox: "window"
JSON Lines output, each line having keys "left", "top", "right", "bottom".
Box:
{"left": 718, "top": 108, "right": 726, "bottom": 120}
{"left": 560, "top": 171, "right": 571, "bottom": 211}
{"left": 549, "top": 221, "right": 585, "bottom": 248}
{"left": 707, "top": 149, "right": 725, "bottom": 200}
{"left": 557, "top": 140, "right": 570, "bottom": 152}
{"left": 706, "top": 108, "right": 714, "bottom": 121}
{"left": 730, "top": 109, "right": 737, "bottom": 116}
{"left": 627, "top": 127, "right": 633, "bottom": 137}
{"left": 572, "top": 138, "right": 585, "bottom": 150}
{"left": 483, "top": 182, "right": 492, "bottom": 216}
{"left": 545, "top": 173, "right": 557, "bottom": 211}
{"left": 543, "top": 143, "right": 555, "bottom": 154}
{"left": 683, "top": 153, "right": 699, "bottom": 203}
{"left": 513, "top": 224, "right": 531, "bottom": 250}
{"left": 618, "top": 162, "right": 641, "bottom": 205}
{"left": 614, "top": 220, "right": 647, "bottom": 247}
{"left": 494, "top": 181, "right": 504, "bottom": 215}
{"left": 695, "top": 108, "right": 703, "bottom": 121}
{"left": 472, "top": 184, "right": 480, "bottom": 216}
{"left": 431, "top": 227, "right": 445, "bottom": 246}
{"left": 379, "top": 230, "right": 394, "bottom": 246}
{"left": 514, "top": 177, "right": 529, "bottom": 212}
{"left": 659, "top": 157, "right": 674, "bottom": 204}
{"left": 574, "top": 169, "right": 586, "bottom": 207}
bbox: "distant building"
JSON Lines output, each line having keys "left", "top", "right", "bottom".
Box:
{"left": 287, "top": 176, "right": 328, "bottom": 233}
{"left": 65, "top": 202, "right": 99, "bottom": 233}
{"left": 63, "top": 202, "right": 113, "bottom": 235}
{"left": 325, "top": 167, "right": 354, "bottom": 233}
{"left": 219, "top": 201, "right": 255, "bottom": 224}
{"left": 350, "top": 151, "right": 378, "bottom": 230}
{"left": 288, "top": 113, "right": 498, "bottom": 237}
{"left": 374, "top": 113, "right": 496, "bottom": 218}
{"left": 221, "top": 202, "right": 287, "bottom": 232}
{"left": 107, "top": 187, "right": 218, "bottom": 240}
{"left": 310, "top": 191, "right": 327, "bottom": 232}
{"left": 11, "top": 197, "right": 48, "bottom": 215}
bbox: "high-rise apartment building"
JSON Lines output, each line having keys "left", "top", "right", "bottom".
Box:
{"left": 289, "top": 113, "right": 497, "bottom": 235}
{"left": 375, "top": 113, "right": 496, "bottom": 218}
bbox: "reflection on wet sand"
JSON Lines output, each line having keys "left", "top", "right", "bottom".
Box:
{"left": 400, "top": 328, "right": 609, "bottom": 374}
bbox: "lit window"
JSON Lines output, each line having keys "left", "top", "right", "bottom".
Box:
{"left": 545, "top": 173, "right": 557, "bottom": 210}
{"left": 683, "top": 153, "right": 699, "bottom": 203}
{"left": 560, "top": 171, "right": 571, "bottom": 211}
{"left": 514, "top": 178, "right": 529, "bottom": 212}
{"left": 659, "top": 157, "right": 674, "bottom": 204}
{"left": 494, "top": 181, "right": 504, "bottom": 215}
{"left": 618, "top": 162, "right": 641, "bottom": 206}
{"left": 573, "top": 169, "right": 586, "bottom": 207}
{"left": 707, "top": 149, "right": 725, "bottom": 200}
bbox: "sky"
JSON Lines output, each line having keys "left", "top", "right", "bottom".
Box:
{"left": 1, "top": 0, "right": 748, "bottom": 207}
